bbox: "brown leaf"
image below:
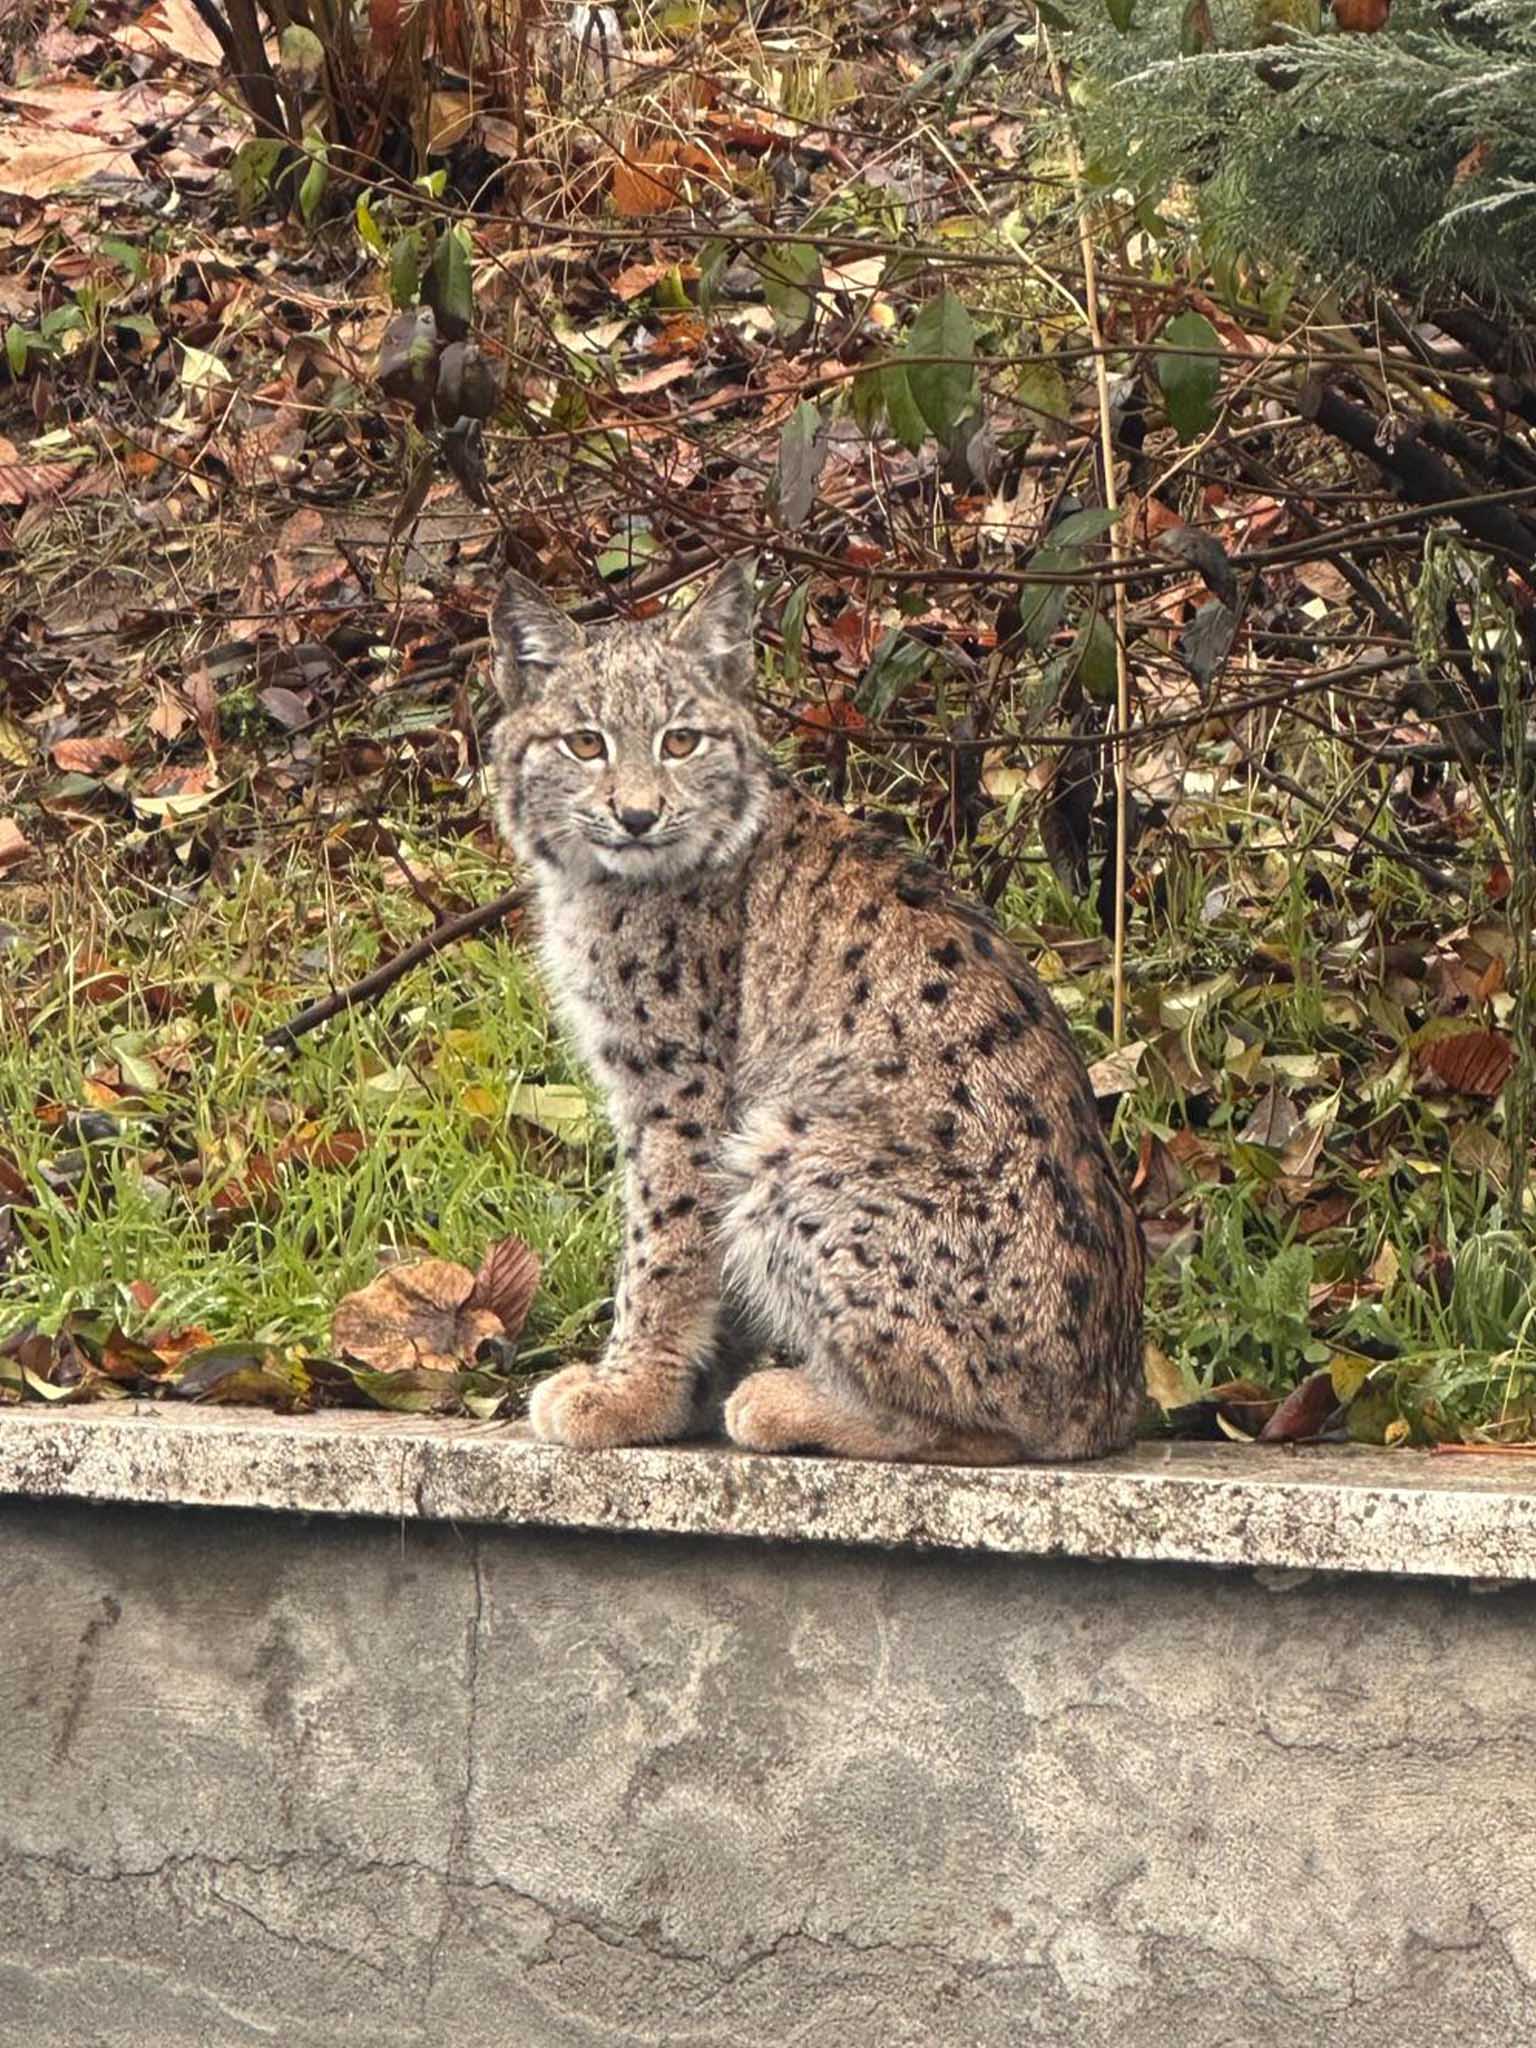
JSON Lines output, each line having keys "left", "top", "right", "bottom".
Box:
{"left": 0, "top": 134, "right": 143, "bottom": 199}
{"left": 467, "top": 1233, "right": 540, "bottom": 1345}
{"left": 147, "top": 1325, "right": 218, "bottom": 1370}
{"left": 1291, "top": 558, "right": 1352, "bottom": 604}
{"left": 174, "top": 1345, "right": 306, "bottom": 1406}
{"left": 75, "top": 958, "right": 132, "bottom": 1003}
{"left": 1297, "top": 1188, "right": 1355, "bottom": 1236}
{"left": 281, "top": 1127, "right": 367, "bottom": 1171}
{"left": 147, "top": 683, "right": 192, "bottom": 742}
{"left": 332, "top": 1257, "right": 505, "bottom": 1372}
{"left": 611, "top": 259, "right": 671, "bottom": 302}
{"left": 369, "top": 0, "right": 403, "bottom": 56}
{"left": 1257, "top": 1369, "right": 1340, "bottom": 1443}
{"left": 97, "top": 1326, "right": 172, "bottom": 1383}
{"left": 1144, "top": 1341, "right": 1198, "bottom": 1412}
{"left": 186, "top": 666, "right": 220, "bottom": 749}
{"left": 210, "top": 1152, "right": 281, "bottom": 1214}
{"left": 1333, "top": 0, "right": 1390, "bottom": 28}
{"left": 1209, "top": 1378, "right": 1279, "bottom": 1436}
{"left": 0, "top": 818, "right": 34, "bottom": 871}
{"left": 1239, "top": 1085, "right": 1300, "bottom": 1149}
{"left": 615, "top": 357, "right": 695, "bottom": 397}
{"left": 258, "top": 685, "right": 312, "bottom": 729}
{"left": 1418, "top": 1029, "right": 1516, "bottom": 1099}
{"left": 1130, "top": 1130, "right": 1185, "bottom": 1212}
{"left": 611, "top": 147, "right": 683, "bottom": 217}
{"left": 0, "top": 461, "right": 79, "bottom": 506}
{"left": 51, "top": 735, "right": 129, "bottom": 776}
{"left": 119, "top": 0, "right": 225, "bottom": 65}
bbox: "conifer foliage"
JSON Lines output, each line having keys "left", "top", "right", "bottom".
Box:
{"left": 1066, "top": 0, "right": 1536, "bottom": 304}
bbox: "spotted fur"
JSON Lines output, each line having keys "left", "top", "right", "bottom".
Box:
{"left": 489, "top": 560, "right": 1145, "bottom": 1464}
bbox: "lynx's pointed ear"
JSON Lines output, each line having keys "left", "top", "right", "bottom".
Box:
{"left": 669, "top": 556, "right": 757, "bottom": 696}
{"left": 489, "top": 571, "right": 585, "bottom": 707}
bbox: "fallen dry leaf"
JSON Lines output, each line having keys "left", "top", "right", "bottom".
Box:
{"left": 281, "top": 1126, "right": 368, "bottom": 1171}
{"left": 0, "top": 818, "right": 34, "bottom": 871}
{"left": 610, "top": 138, "right": 718, "bottom": 216}
{"left": 611, "top": 259, "right": 672, "bottom": 302}
{"left": 147, "top": 682, "right": 192, "bottom": 742}
{"left": 1144, "top": 1341, "right": 1198, "bottom": 1412}
{"left": 0, "top": 462, "right": 79, "bottom": 507}
{"left": 1418, "top": 1029, "right": 1516, "bottom": 1099}
{"left": 119, "top": 0, "right": 225, "bottom": 66}
{"left": 332, "top": 1257, "right": 505, "bottom": 1372}
{"left": 467, "top": 1233, "right": 541, "bottom": 1344}
{"left": 1088, "top": 1039, "right": 1148, "bottom": 1099}
{"left": 0, "top": 129, "right": 143, "bottom": 198}
{"left": 50, "top": 736, "right": 130, "bottom": 775}
{"left": 615, "top": 357, "right": 695, "bottom": 397}
{"left": 1257, "top": 1369, "right": 1340, "bottom": 1443}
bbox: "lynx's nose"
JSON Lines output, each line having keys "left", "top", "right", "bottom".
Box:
{"left": 617, "top": 806, "right": 660, "bottom": 839}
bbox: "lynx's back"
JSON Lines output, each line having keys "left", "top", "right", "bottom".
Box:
{"left": 490, "top": 561, "right": 1145, "bottom": 1464}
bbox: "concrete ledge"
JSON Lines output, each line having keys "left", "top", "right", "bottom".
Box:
{"left": 3, "top": 1401, "right": 1536, "bottom": 1578}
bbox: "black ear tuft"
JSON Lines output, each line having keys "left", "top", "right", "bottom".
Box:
{"left": 668, "top": 556, "right": 757, "bottom": 696}
{"left": 489, "top": 572, "right": 585, "bottom": 706}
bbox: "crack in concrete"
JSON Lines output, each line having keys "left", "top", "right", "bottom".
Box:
{"left": 205, "top": 1880, "right": 398, "bottom": 1984}
{"left": 10, "top": 1840, "right": 1532, "bottom": 2044}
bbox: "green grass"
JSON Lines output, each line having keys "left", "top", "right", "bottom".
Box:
{"left": 0, "top": 841, "right": 616, "bottom": 1365}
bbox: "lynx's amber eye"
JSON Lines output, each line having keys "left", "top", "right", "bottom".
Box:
{"left": 561, "top": 729, "right": 606, "bottom": 762}
{"left": 661, "top": 728, "right": 702, "bottom": 760}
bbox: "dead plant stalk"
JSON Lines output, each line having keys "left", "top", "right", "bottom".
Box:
{"left": 1045, "top": 31, "right": 1131, "bottom": 1045}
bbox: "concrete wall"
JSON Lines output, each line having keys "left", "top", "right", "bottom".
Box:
{"left": 3, "top": 1497, "right": 1535, "bottom": 2047}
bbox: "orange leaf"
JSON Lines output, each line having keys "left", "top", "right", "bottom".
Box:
{"left": 211, "top": 1152, "right": 281, "bottom": 1213}
{"left": 610, "top": 138, "right": 717, "bottom": 217}
{"left": 51, "top": 736, "right": 129, "bottom": 775}
{"left": 149, "top": 1325, "right": 219, "bottom": 1369}
{"left": 1419, "top": 1029, "right": 1516, "bottom": 1098}
{"left": 795, "top": 697, "right": 866, "bottom": 736}
{"left": 612, "top": 154, "right": 684, "bottom": 217}
{"left": 280, "top": 1127, "right": 368, "bottom": 1171}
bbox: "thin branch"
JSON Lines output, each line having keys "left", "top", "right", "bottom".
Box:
{"left": 264, "top": 888, "right": 527, "bottom": 1051}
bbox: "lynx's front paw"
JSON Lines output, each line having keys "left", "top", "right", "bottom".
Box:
{"left": 527, "top": 1360, "right": 692, "bottom": 1449}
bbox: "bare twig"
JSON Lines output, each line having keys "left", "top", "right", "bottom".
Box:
{"left": 264, "top": 888, "right": 528, "bottom": 1051}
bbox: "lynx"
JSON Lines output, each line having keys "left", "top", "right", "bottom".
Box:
{"left": 489, "top": 559, "right": 1145, "bottom": 1464}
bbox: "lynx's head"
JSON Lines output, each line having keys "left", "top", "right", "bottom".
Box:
{"left": 488, "top": 558, "right": 770, "bottom": 889}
